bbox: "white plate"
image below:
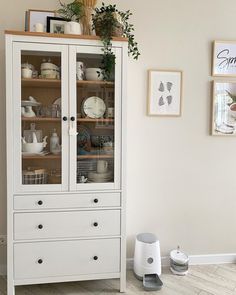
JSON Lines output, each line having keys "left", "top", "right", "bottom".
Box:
{"left": 22, "top": 151, "right": 49, "bottom": 156}
{"left": 82, "top": 96, "right": 106, "bottom": 119}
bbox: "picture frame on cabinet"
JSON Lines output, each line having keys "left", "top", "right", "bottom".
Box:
{"left": 212, "top": 80, "right": 236, "bottom": 136}
{"left": 46, "top": 17, "right": 67, "bottom": 34}
{"left": 212, "top": 41, "right": 236, "bottom": 77}
{"left": 25, "top": 9, "right": 55, "bottom": 32}
{"left": 147, "top": 70, "right": 183, "bottom": 116}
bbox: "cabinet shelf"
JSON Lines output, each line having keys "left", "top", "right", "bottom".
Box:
{"left": 22, "top": 117, "right": 60, "bottom": 122}
{"left": 21, "top": 78, "right": 114, "bottom": 88}
{"left": 22, "top": 154, "right": 113, "bottom": 160}
{"left": 78, "top": 118, "right": 114, "bottom": 123}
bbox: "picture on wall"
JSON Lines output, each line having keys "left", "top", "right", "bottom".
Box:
{"left": 212, "top": 81, "right": 236, "bottom": 135}
{"left": 213, "top": 41, "right": 236, "bottom": 77}
{"left": 147, "top": 70, "right": 182, "bottom": 116}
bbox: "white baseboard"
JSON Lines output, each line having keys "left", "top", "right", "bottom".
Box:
{"left": 0, "top": 264, "right": 7, "bottom": 276}
{"left": 127, "top": 253, "right": 236, "bottom": 270}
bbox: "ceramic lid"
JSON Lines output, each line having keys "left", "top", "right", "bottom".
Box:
{"left": 170, "top": 249, "right": 189, "bottom": 265}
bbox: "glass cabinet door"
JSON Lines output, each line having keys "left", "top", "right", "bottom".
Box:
{"left": 13, "top": 43, "right": 69, "bottom": 192}
{"left": 69, "top": 46, "right": 122, "bottom": 190}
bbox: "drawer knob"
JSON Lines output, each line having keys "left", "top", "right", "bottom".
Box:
{"left": 37, "top": 200, "right": 43, "bottom": 206}
{"left": 38, "top": 259, "right": 43, "bottom": 264}
{"left": 93, "top": 222, "right": 98, "bottom": 227}
{"left": 38, "top": 224, "right": 43, "bottom": 229}
{"left": 93, "top": 256, "right": 98, "bottom": 261}
{"left": 94, "top": 198, "right": 99, "bottom": 203}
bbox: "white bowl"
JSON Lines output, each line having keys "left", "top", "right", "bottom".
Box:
{"left": 22, "top": 142, "right": 44, "bottom": 153}
{"left": 85, "top": 68, "right": 104, "bottom": 81}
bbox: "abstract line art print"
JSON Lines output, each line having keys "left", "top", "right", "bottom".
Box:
{"left": 148, "top": 70, "right": 182, "bottom": 116}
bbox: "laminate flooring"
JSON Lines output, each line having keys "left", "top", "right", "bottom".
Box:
{"left": 1, "top": 264, "right": 236, "bottom": 294}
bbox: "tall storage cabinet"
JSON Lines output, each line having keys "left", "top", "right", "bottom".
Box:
{"left": 5, "top": 31, "right": 127, "bottom": 295}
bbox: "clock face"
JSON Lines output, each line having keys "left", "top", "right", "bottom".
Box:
{"left": 83, "top": 96, "right": 106, "bottom": 119}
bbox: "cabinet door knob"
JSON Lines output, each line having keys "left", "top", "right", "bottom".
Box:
{"left": 38, "top": 259, "right": 43, "bottom": 264}
{"left": 93, "top": 256, "right": 98, "bottom": 261}
{"left": 70, "top": 116, "right": 75, "bottom": 121}
{"left": 37, "top": 200, "right": 43, "bottom": 206}
{"left": 38, "top": 224, "right": 43, "bottom": 229}
{"left": 94, "top": 198, "right": 98, "bottom": 203}
{"left": 93, "top": 222, "right": 98, "bottom": 227}
{"left": 63, "top": 116, "right": 68, "bottom": 121}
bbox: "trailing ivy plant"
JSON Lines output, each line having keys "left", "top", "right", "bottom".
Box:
{"left": 92, "top": 3, "right": 140, "bottom": 80}
{"left": 57, "top": 0, "right": 84, "bottom": 22}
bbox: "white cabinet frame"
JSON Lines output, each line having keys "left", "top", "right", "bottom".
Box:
{"left": 12, "top": 42, "right": 69, "bottom": 193}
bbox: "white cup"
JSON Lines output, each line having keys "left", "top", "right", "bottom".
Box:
{"left": 21, "top": 68, "right": 33, "bottom": 79}
{"left": 97, "top": 160, "right": 108, "bottom": 174}
{"left": 76, "top": 62, "right": 85, "bottom": 80}
{"left": 35, "top": 23, "right": 44, "bottom": 32}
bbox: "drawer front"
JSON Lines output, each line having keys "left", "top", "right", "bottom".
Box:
{"left": 14, "top": 193, "right": 121, "bottom": 210}
{"left": 14, "top": 210, "right": 120, "bottom": 240}
{"left": 14, "top": 239, "right": 120, "bottom": 280}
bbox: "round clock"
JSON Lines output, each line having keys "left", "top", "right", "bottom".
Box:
{"left": 82, "top": 96, "right": 106, "bottom": 119}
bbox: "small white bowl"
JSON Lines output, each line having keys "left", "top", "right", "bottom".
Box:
{"left": 22, "top": 142, "right": 44, "bottom": 153}
{"left": 85, "top": 68, "right": 104, "bottom": 81}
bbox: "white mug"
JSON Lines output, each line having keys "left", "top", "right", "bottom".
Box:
{"left": 76, "top": 62, "right": 85, "bottom": 80}
{"left": 97, "top": 160, "right": 108, "bottom": 173}
{"left": 21, "top": 68, "right": 33, "bottom": 79}
{"left": 35, "top": 23, "right": 44, "bottom": 32}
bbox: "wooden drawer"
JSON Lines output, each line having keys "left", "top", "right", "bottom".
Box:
{"left": 14, "top": 239, "right": 120, "bottom": 280}
{"left": 14, "top": 210, "right": 120, "bottom": 240}
{"left": 14, "top": 193, "right": 121, "bottom": 210}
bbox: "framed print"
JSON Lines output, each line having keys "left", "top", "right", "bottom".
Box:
{"left": 147, "top": 70, "right": 183, "bottom": 116}
{"left": 26, "top": 9, "right": 55, "bottom": 32}
{"left": 212, "top": 81, "right": 236, "bottom": 136}
{"left": 47, "top": 17, "right": 67, "bottom": 34}
{"left": 213, "top": 41, "right": 236, "bottom": 77}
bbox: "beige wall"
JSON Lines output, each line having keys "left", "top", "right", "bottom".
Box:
{"left": 1, "top": 0, "right": 236, "bottom": 267}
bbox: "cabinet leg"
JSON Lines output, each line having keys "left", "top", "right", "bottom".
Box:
{"left": 7, "top": 282, "right": 15, "bottom": 295}
{"left": 120, "top": 275, "right": 126, "bottom": 293}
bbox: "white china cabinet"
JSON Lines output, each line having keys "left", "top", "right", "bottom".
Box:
{"left": 5, "top": 31, "right": 127, "bottom": 295}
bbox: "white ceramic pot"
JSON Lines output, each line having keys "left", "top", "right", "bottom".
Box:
{"left": 64, "top": 21, "right": 82, "bottom": 35}
{"left": 22, "top": 142, "right": 44, "bottom": 153}
{"left": 85, "top": 68, "right": 104, "bottom": 81}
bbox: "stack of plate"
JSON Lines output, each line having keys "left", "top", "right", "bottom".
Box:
{"left": 88, "top": 171, "right": 113, "bottom": 183}
{"left": 170, "top": 247, "right": 189, "bottom": 276}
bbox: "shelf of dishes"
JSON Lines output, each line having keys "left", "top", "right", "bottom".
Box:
{"left": 22, "top": 60, "right": 114, "bottom": 84}
{"left": 22, "top": 154, "right": 114, "bottom": 160}
{"left": 22, "top": 78, "right": 114, "bottom": 88}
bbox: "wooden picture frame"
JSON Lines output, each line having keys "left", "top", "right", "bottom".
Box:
{"left": 26, "top": 9, "right": 55, "bottom": 32}
{"left": 212, "top": 40, "right": 236, "bottom": 77}
{"left": 212, "top": 80, "right": 236, "bottom": 136}
{"left": 147, "top": 70, "right": 183, "bottom": 116}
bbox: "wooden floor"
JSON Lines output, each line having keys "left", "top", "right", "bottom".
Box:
{"left": 1, "top": 264, "right": 236, "bottom": 294}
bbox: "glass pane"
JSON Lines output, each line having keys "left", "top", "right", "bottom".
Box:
{"left": 21, "top": 50, "right": 62, "bottom": 185}
{"left": 76, "top": 53, "right": 115, "bottom": 184}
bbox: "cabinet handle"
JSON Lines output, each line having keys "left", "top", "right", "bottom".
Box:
{"left": 93, "top": 256, "right": 98, "bottom": 261}
{"left": 37, "top": 200, "right": 43, "bottom": 206}
{"left": 94, "top": 198, "right": 99, "bottom": 203}
{"left": 38, "top": 224, "right": 43, "bottom": 229}
{"left": 38, "top": 259, "right": 43, "bottom": 264}
{"left": 70, "top": 116, "right": 75, "bottom": 121}
{"left": 62, "top": 116, "right": 68, "bottom": 121}
{"left": 93, "top": 222, "right": 98, "bottom": 227}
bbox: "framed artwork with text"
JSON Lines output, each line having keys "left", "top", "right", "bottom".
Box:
{"left": 213, "top": 41, "right": 236, "bottom": 77}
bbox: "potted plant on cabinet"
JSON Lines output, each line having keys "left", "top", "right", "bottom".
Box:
{"left": 92, "top": 3, "right": 140, "bottom": 80}
{"left": 57, "top": 0, "right": 84, "bottom": 34}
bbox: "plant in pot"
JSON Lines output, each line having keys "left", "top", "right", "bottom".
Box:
{"left": 92, "top": 3, "right": 140, "bottom": 80}
{"left": 57, "top": 0, "right": 84, "bottom": 35}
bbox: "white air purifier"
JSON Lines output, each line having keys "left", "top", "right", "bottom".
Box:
{"left": 134, "top": 233, "right": 162, "bottom": 278}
